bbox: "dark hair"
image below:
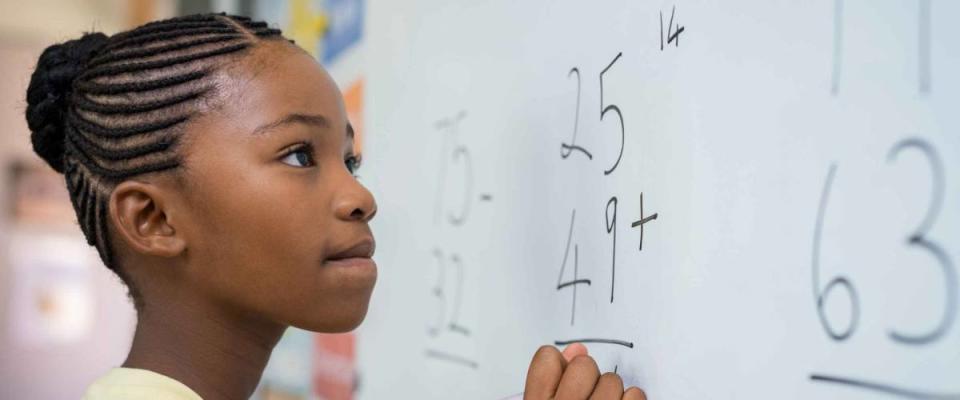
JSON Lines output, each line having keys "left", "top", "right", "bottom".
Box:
{"left": 24, "top": 13, "right": 286, "bottom": 306}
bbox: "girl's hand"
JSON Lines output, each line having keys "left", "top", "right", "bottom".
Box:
{"left": 523, "top": 344, "right": 647, "bottom": 400}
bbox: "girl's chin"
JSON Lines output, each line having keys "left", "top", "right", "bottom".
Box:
{"left": 300, "top": 317, "right": 367, "bottom": 334}
{"left": 295, "top": 299, "right": 372, "bottom": 333}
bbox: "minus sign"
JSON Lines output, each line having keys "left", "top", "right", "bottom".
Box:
{"left": 555, "top": 338, "right": 635, "bottom": 348}
{"left": 424, "top": 349, "right": 479, "bottom": 369}
{"left": 479, "top": 194, "right": 493, "bottom": 201}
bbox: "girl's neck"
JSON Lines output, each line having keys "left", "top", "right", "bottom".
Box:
{"left": 122, "top": 295, "right": 286, "bottom": 400}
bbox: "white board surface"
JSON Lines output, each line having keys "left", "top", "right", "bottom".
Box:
{"left": 358, "top": 1, "right": 960, "bottom": 399}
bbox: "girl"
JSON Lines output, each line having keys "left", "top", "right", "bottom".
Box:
{"left": 23, "top": 13, "right": 645, "bottom": 400}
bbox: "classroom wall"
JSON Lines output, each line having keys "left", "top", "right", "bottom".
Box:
{"left": 0, "top": 2, "right": 168, "bottom": 399}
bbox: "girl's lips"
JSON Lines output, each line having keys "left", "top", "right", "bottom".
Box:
{"left": 327, "top": 238, "right": 375, "bottom": 261}
{"left": 324, "top": 237, "right": 376, "bottom": 270}
{"left": 323, "top": 257, "right": 376, "bottom": 269}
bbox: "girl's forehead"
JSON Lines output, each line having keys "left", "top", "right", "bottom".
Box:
{"left": 214, "top": 43, "right": 347, "bottom": 133}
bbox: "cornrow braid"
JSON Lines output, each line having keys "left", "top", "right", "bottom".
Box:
{"left": 102, "top": 14, "right": 226, "bottom": 48}
{"left": 256, "top": 28, "right": 285, "bottom": 37}
{"left": 80, "top": 40, "right": 251, "bottom": 79}
{"left": 75, "top": 69, "right": 208, "bottom": 95}
{"left": 99, "top": 27, "right": 239, "bottom": 54}
{"left": 87, "top": 36, "right": 242, "bottom": 68}
{"left": 24, "top": 13, "right": 286, "bottom": 307}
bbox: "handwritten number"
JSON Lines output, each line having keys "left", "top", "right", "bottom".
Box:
{"left": 427, "top": 111, "right": 480, "bottom": 369}
{"left": 600, "top": 53, "right": 624, "bottom": 175}
{"left": 660, "top": 6, "right": 684, "bottom": 50}
{"left": 428, "top": 249, "right": 447, "bottom": 336}
{"left": 433, "top": 121, "right": 450, "bottom": 225}
{"left": 429, "top": 249, "right": 471, "bottom": 337}
{"left": 448, "top": 254, "right": 470, "bottom": 335}
{"left": 809, "top": 140, "right": 960, "bottom": 398}
{"left": 667, "top": 6, "right": 683, "bottom": 47}
{"left": 448, "top": 146, "right": 473, "bottom": 226}
{"left": 606, "top": 197, "right": 619, "bottom": 303}
{"left": 813, "top": 139, "right": 956, "bottom": 345}
{"left": 434, "top": 112, "right": 471, "bottom": 226}
{"left": 561, "top": 68, "right": 592, "bottom": 160}
{"left": 886, "top": 138, "right": 956, "bottom": 344}
{"left": 558, "top": 210, "right": 590, "bottom": 325}
{"left": 812, "top": 164, "right": 860, "bottom": 341}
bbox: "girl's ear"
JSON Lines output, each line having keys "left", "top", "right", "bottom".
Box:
{"left": 108, "top": 180, "right": 186, "bottom": 258}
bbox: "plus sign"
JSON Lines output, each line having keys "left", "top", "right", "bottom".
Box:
{"left": 630, "top": 193, "right": 658, "bottom": 251}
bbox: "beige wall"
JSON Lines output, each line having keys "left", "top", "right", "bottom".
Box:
{"left": 0, "top": 1, "right": 174, "bottom": 398}
{"left": 0, "top": 0, "right": 128, "bottom": 43}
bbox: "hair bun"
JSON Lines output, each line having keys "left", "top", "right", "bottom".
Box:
{"left": 25, "top": 32, "right": 109, "bottom": 173}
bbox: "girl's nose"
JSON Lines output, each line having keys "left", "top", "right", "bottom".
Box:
{"left": 334, "top": 178, "right": 377, "bottom": 222}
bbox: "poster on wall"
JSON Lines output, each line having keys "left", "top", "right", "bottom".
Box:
{"left": 313, "top": 333, "right": 357, "bottom": 400}
{"left": 4, "top": 161, "right": 97, "bottom": 347}
{"left": 6, "top": 161, "right": 74, "bottom": 227}
{"left": 343, "top": 80, "right": 364, "bottom": 157}
{"left": 321, "top": 0, "right": 363, "bottom": 63}
{"left": 254, "top": 0, "right": 328, "bottom": 59}
{"left": 253, "top": 0, "right": 363, "bottom": 65}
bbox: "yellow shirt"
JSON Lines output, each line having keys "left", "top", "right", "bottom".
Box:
{"left": 83, "top": 368, "right": 202, "bottom": 400}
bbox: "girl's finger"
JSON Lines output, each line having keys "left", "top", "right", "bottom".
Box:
{"left": 623, "top": 386, "right": 647, "bottom": 400}
{"left": 561, "top": 343, "right": 588, "bottom": 362}
{"left": 555, "top": 355, "right": 600, "bottom": 400}
{"left": 588, "top": 372, "right": 624, "bottom": 400}
{"left": 524, "top": 345, "right": 567, "bottom": 400}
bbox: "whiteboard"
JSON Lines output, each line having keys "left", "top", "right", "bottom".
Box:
{"left": 357, "top": 0, "right": 960, "bottom": 399}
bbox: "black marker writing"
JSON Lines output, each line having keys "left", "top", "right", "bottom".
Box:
{"left": 630, "top": 193, "right": 658, "bottom": 251}
{"left": 561, "top": 67, "right": 593, "bottom": 160}
{"left": 660, "top": 6, "right": 684, "bottom": 51}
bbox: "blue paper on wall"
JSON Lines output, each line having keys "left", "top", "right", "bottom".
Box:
{"left": 323, "top": 0, "right": 363, "bottom": 63}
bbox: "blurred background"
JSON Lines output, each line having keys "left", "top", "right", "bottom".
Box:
{"left": 0, "top": 1, "right": 364, "bottom": 399}
{"left": 4, "top": 1, "right": 960, "bottom": 400}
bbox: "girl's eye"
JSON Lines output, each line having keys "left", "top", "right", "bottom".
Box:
{"left": 345, "top": 154, "right": 362, "bottom": 176}
{"left": 280, "top": 144, "right": 315, "bottom": 168}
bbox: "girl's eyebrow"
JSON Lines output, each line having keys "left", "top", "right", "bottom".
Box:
{"left": 251, "top": 113, "right": 330, "bottom": 137}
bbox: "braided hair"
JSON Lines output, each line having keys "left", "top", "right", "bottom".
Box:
{"left": 24, "top": 13, "right": 287, "bottom": 305}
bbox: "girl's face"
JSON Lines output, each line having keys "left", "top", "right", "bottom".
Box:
{"left": 171, "top": 41, "right": 377, "bottom": 332}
